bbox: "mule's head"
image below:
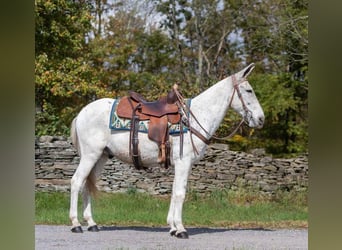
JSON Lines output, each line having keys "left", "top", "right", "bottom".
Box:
{"left": 230, "top": 63, "right": 264, "bottom": 128}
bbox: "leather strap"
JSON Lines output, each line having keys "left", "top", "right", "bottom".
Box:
{"left": 172, "top": 76, "right": 248, "bottom": 151}
{"left": 130, "top": 103, "right": 144, "bottom": 169}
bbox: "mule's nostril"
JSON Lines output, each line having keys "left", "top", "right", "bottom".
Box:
{"left": 258, "top": 116, "right": 265, "bottom": 127}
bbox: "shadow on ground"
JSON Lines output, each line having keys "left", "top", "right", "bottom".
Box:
{"left": 99, "top": 226, "right": 273, "bottom": 236}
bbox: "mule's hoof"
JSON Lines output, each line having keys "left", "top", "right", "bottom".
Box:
{"left": 71, "top": 226, "right": 83, "bottom": 233}
{"left": 176, "top": 231, "right": 189, "bottom": 239}
{"left": 88, "top": 225, "right": 99, "bottom": 232}
{"left": 170, "top": 230, "right": 177, "bottom": 236}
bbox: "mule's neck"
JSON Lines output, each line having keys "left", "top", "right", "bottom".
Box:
{"left": 190, "top": 76, "right": 234, "bottom": 137}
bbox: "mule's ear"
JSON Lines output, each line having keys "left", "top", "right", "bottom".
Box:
{"left": 238, "top": 63, "right": 255, "bottom": 79}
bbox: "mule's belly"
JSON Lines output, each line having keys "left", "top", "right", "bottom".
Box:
{"left": 107, "top": 131, "right": 169, "bottom": 167}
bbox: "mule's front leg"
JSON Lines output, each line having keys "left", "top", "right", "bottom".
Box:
{"left": 167, "top": 194, "right": 188, "bottom": 238}
{"left": 167, "top": 160, "right": 191, "bottom": 239}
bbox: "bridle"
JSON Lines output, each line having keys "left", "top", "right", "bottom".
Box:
{"left": 173, "top": 74, "right": 253, "bottom": 155}
{"left": 230, "top": 74, "right": 253, "bottom": 125}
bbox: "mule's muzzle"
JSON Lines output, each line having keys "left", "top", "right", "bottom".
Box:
{"left": 256, "top": 115, "right": 265, "bottom": 128}
{"left": 246, "top": 114, "right": 264, "bottom": 129}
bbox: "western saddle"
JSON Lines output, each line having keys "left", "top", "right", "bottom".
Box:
{"left": 116, "top": 84, "right": 183, "bottom": 169}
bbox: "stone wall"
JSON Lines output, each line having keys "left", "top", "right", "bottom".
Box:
{"left": 35, "top": 136, "right": 308, "bottom": 195}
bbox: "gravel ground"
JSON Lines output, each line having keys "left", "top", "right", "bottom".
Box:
{"left": 35, "top": 225, "right": 308, "bottom": 250}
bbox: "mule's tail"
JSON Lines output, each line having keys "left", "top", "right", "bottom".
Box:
{"left": 86, "top": 168, "right": 99, "bottom": 198}
{"left": 70, "top": 118, "right": 80, "bottom": 156}
{"left": 70, "top": 117, "right": 98, "bottom": 197}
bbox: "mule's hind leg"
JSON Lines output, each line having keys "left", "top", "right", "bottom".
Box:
{"left": 82, "top": 153, "right": 109, "bottom": 232}
{"left": 81, "top": 169, "right": 98, "bottom": 232}
{"left": 69, "top": 155, "right": 100, "bottom": 233}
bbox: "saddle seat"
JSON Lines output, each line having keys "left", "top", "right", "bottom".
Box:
{"left": 128, "top": 90, "right": 179, "bottom": 118}
{"left": 116, "top": 88, "right": 181, "bottom": 169}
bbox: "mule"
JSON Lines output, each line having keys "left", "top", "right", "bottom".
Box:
{"left": 69, "top": 63, "right": 264, "bottom": 238}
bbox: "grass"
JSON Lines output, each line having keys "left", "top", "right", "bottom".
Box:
{"left": 35, "top": 188, "right": 307, "bottom": 229}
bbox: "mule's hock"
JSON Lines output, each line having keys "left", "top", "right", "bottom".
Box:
{"left": 35, "top": 136, "right": 308, "bottom": 194}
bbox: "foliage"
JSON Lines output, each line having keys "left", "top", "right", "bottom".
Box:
{"left": 204, "top": 0, "right": 308, "bottom": 154}
{"left": 35, "top": 0, "right": 112, "bottom": 135}
{"left": 252, "top": 73, "right": 308, "bottom": 154}
{"left": 35, "top": 0, "right": 308, "bottom": 155}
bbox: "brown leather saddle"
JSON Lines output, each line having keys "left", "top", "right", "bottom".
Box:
{"left": 116, "top": 87, "right": 182, "bottom": 169}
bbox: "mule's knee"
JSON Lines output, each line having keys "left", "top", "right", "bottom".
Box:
{"left": 173, "top": 193, "right": 185, "bottom": 203}
{"left": 71, "top": 175, "right": 83, "bottom": 189}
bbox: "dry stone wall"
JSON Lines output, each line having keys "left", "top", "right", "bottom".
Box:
{"left": 35, "top": 136, "right": 308, "bottom": 195}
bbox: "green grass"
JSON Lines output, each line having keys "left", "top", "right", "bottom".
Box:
{"left": 35, "top": 188, "right": 307, "bottom": 229}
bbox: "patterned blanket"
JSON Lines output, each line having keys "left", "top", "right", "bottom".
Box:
{"left": 109, "top": 98, "right": 191, "bottom": 134}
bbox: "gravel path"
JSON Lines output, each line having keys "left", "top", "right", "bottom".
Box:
{"left": 35, "top": 225, "right": 308, "bottom": 249}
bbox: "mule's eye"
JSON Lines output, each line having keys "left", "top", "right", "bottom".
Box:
{"left": 246, "top": 89, "right": 253, "bottom": 93}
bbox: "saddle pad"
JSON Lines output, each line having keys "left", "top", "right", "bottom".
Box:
{"left": 109, "top": 98, "right": 191, "bottom": 135}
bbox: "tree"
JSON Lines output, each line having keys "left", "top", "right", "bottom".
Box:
{"left": 35, "top": 0, "right": 308, "bottom": 155}
{"left": 86, "top": 0, "right": 178, "bottom": 99}
{"left": 35, "top": 0, "right": 110, "bottom": 135}
{"left": 228, "top": 0, "right": 308, "bottom": 154}
{"left": 155, "top": 0, "right": 308, "bottom": 154}
{"left": 155, "top": 0, "right": 245, "bottom": 89}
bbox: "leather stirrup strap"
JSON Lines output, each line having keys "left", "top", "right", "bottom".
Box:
{"left": 165, "top": 141, "right": 171, "bottom": 168}
{"left": 130, "top": 103, "right": 143, "bottom": 169}
{"left": 179, "top": 121, "right": 184, "bottom": 159}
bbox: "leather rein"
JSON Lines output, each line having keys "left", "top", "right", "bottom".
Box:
{"left": 173, "top": 74, "right": 252, "bottom": 155}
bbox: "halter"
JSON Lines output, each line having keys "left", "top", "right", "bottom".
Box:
{"left": 173, "top": 74, "right": 253, "bottom": 155}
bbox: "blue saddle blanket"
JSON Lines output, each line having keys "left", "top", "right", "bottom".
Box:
{"left": 109, "top": 98, "right": 191, "bottom": 134}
